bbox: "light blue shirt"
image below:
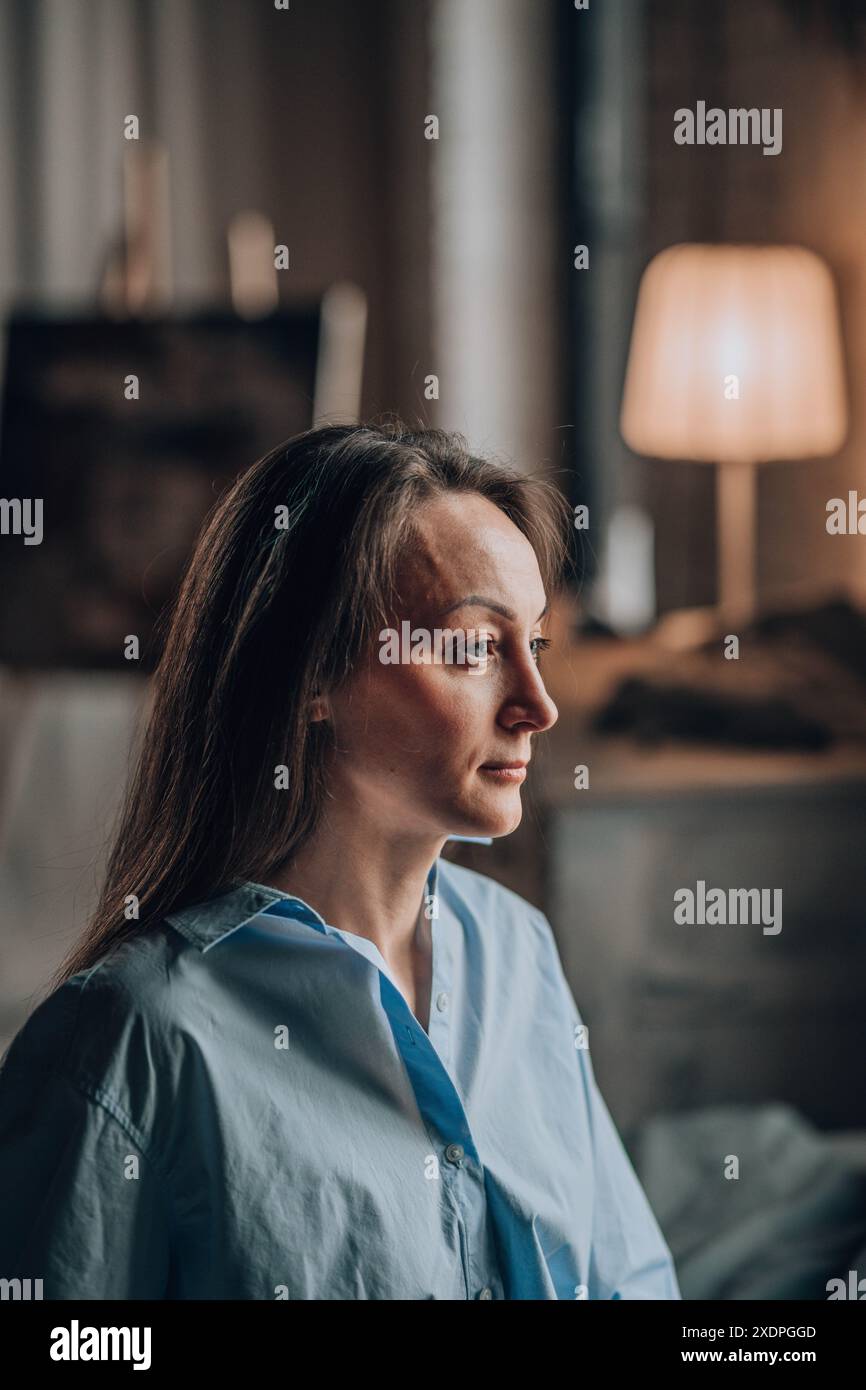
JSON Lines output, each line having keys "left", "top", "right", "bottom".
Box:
{"left": 0, "top": 852, "right": 680, "bottom": 1300}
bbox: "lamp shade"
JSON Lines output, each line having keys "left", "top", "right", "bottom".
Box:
{"left": 620, "top": 244, "right": 848, "bottom": 464}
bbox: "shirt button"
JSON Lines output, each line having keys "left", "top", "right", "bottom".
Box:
{"left": 436, "top": 991, "right": 449, "bottom": 1012}
{"left": 478, "top": 1287, "right": 493, "bottom": 1299}
{"left": 444, "top": 1142, "right": 464, "bottom": 1165}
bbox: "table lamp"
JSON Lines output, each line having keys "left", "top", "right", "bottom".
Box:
{"left": 619, "top": 243, "right": 848, "bottom": 626}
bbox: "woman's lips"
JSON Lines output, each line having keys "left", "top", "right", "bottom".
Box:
{"left": 479, "top": 764, "right": 527, "bottom": 782}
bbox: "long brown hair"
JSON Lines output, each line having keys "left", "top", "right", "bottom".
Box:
{"left": 52, "top": 418, "right": 573, "bottom": 989}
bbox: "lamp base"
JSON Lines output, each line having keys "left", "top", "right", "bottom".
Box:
{"left": 717, "top": 461, "right": 757, "bottom": 629}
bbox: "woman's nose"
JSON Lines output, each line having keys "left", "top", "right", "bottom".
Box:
{"left": 531, "top": 685, "right": 558, "bottom": 732}
{"left": 505, "top": 663, "right": 558, "bottom": 732}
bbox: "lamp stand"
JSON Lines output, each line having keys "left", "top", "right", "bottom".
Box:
{"left": 716, "top": 460, "right": 757, "bottom": 628}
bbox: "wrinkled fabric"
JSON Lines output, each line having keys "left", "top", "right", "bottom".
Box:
{"left": 0, "top": 853, "right": 680, "bottom": 1300}
{"left": 632, "top": 1103, "right": 866, "bottom": 1300}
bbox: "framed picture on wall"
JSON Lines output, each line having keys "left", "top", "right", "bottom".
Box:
{"left": 0, "top": 309, "right": 320, "bottom": 670}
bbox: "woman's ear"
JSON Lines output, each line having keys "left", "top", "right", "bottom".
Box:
{"left": 309, "top": 692, "right": 329, "bottom": 722}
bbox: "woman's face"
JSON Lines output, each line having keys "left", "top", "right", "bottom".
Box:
{"left": 319, "top": 492, "right": 559, "bottom": 840}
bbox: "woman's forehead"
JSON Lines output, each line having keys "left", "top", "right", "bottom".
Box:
{"left": 394, "top": 519, "right": 544, "bottom": 621}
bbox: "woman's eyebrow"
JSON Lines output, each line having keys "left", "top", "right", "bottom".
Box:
{"left": 436, "top": 594, "right": 549, "bottom": 622}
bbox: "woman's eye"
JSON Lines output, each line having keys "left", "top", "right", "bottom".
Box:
{"left": 531, "top": 637, "right": 552, "bottom": 663}
{"left": 459, "top": 636, "right": 552, "bottom": 665}
{"left": 465, "top": 636, "right": 492, "bottom": 660}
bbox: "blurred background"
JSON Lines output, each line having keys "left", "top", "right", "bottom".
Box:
{"left": 3, "top": 0, "right": 866, "bottom": 1298}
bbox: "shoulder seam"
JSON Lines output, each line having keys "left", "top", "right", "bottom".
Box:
{"left": 54, "top": 974, "right": 177, "bottom": 1197}
{"left": 59, "top": 1068, "right": 178, "bottom": 1242}
{"left": 61, "top": 1070, "right": 165, "bottom": 1175}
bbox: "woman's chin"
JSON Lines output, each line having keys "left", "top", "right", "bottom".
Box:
{"left": 455, "top": 795, "right": 523, "bottom": 839}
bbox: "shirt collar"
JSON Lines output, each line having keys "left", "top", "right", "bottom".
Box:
{"left": 164, "top": 852, "right": 442, "bottom": 953}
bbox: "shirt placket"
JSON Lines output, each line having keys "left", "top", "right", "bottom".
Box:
{"left": 375, "top": 940, "right": 503, "bottom": 1301}
{"left": 260, "top": 876, "right": 505, "bottom": 1300}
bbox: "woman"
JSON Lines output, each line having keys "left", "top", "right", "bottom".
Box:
{"left": 0, "top": 419, "right": 680, "bottom": 1300}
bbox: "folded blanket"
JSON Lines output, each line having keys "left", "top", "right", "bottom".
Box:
{"left": 630, "top": 1103, "right": 866, "bottom": 1300}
